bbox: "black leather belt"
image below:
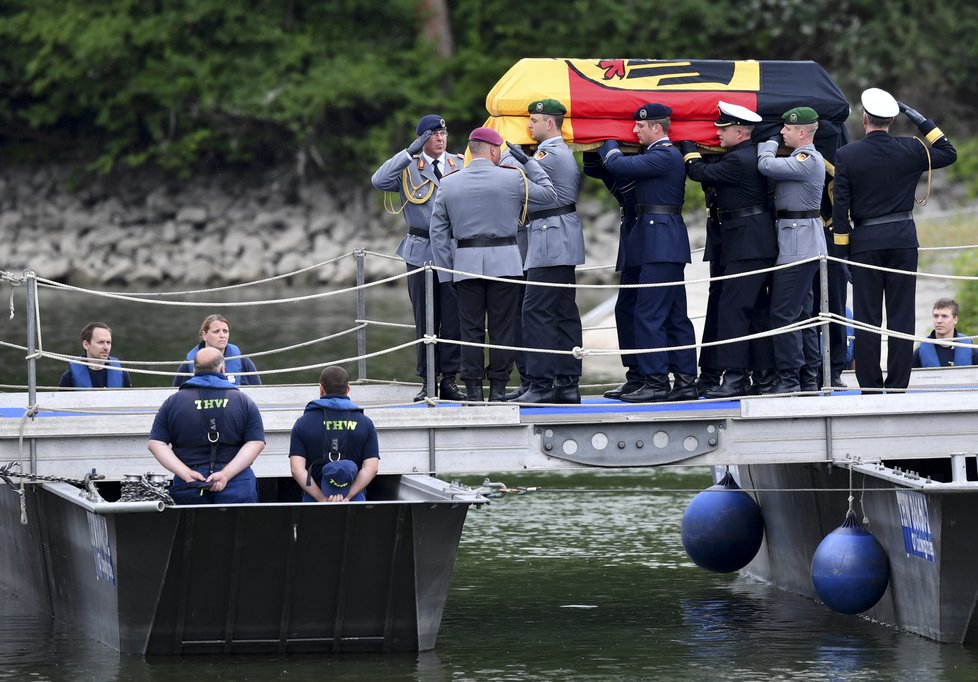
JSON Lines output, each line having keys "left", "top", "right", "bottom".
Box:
{"left": 456, "top": 236, "right": 517, "bottom": 248}
{"left": 635, "top": 204, "right": 682, "bottom": 215}
{"left": 854, "top": 211, "right": 913, "bottom": 228}
{"left": 408, "top": 226, "right": 429, "bottom": 238}
{"left": 776, "top": 209, "right": 821, "bottom": 219}
{"left": 526, "top": 203, "right": 576, "bottom": 221}
{"left": 718, "top": 205, "right": 768, "bottom": 220}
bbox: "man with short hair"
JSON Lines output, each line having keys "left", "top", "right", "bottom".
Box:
{"left": 59, "top": 322, "right": 133, "bottom": 389}
{"left": 372, "top": 114, "right": 466, "bottom": 403}
{"left": 832, "top": 88, "right": 957, "bottom": 391}
{"left": 757, "top": 107, "right": 827, "bottom": 393}
{"left": 598, "top": 103, "right": 698, "bottom": 402}
{"left": 148, "top": 347, "right": 265, "bottom": 504}
{"left": 913, "top": 298, "right": 977, "bottom": 368}
{"left": 680, "top": 102, "right": 779, "bottom": 398}
{"left": 504, "top": 99, "right": 585, "bottom": 404}
{"left": 289, "top": 366, "right": 380, "bottom": 502}
{"left": 429, "top": 127, "right": 557, "bottom": 402}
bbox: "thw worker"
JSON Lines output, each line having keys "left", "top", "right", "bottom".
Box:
{"left": 149, "top": 347, "right": 265, "bottom": 504}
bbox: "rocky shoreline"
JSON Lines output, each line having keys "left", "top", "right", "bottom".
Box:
{"left": 0, "top": 163, "right": 652, "bottom": 288}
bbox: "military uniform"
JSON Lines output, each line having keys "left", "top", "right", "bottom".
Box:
{"left": 598, "top": 104, "right": 697, "bottom": 402}
{"left": 429, "top": 127, "right": 557, "bottom": 400}
{"left": 757, "top": 107, "right": 827, "bottom": 391}
{"left": 832, "top": 88, "right": 957, "bottom": 391}
{"left": 682, "top": 102, "right": 777, "bottom": 397}
{"left": 371, "top": 115, "right": 464, "bottom": 400}
{"left": 583, "top": 151, "right": 641, "bottom": 397}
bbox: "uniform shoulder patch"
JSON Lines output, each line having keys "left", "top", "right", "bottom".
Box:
{"left": 796, "top": 153, "right": 810, "bottom": 161}
{"left": 534, "top": 150, "right": 548, "bottom": 160}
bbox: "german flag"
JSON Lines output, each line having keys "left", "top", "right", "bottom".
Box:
{"left": 484, "top": 58, "right": 851, "bottom": 160}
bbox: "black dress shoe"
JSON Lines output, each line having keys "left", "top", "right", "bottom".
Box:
{"left": 705, "top": 370, "right": 751, "bottom": 399}
{"left": 505, "top": 381, "right": 531, "bottom": 401}
{"left": 604, "top": 370, "right": 643, "bottom": 399}
{"left": 620, "top": 375, "right": 670, "bottom": 403}
{"left": 667, "top": 373, "right": 699, "bottom": 401}
{"left": 439, "top": 376, "right": 466, "bottom": 401}
{"left": 413, "top": 386, "right": 430, "bottom": 402}
{"left": 749, "top": 369, "right": 778, "bottom": 395}
{"left": 513, "top": 382, "right": 555, "bottom": 404}
{"left": 694, "top": 368, "right": 722, "bottom": 397}
{"left": 771, "top": 369, "right": 801, "bottom": 394}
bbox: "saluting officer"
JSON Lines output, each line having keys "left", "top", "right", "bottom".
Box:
{"left": 429, "top": 127, "right": 557, "bottom": 402}
{"left": 832, "top": 88, "right": 957, "bottom": 392}
{"left": 597, "top": 103, "right": 698, "bottom": 403}
{"left": 680, "top": 102, "right": 778, "bottom": 399}
{"left": 583, "top": 152, "right": 640, "bottom": 399}
{"left": 371, "top": 115, "right": 466, "bottom": 403}
{"left": 504, "top": 99, "right": 585, "bottom": 404}
{"left": 757, "top": 106, "right": 827, "bottom": 393}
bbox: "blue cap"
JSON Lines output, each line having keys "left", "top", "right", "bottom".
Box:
{"left": 416, "top": 114, "right": 447, "bottom": 135}
{"left": 320, "top": 459, "right": 359, "bottom": 498}
{"left": 634, "top": 103, "right": 672, "bottom": 121}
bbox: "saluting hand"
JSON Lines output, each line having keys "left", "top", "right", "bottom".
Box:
{"left": 505, "top": 141, "right": 529, "bottom": 164}
{"left": 407, "top": 130, "right": 433, "bottom": 156}
{"left": 897, "top": 101, "right": 926, "bottom": 126}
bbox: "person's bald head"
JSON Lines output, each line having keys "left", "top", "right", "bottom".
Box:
{"left": 194, "top": 346, "right": 225, "bottom": 374}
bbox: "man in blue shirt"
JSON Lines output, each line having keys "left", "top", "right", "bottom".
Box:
{"left": 58, "top": 322, "right": 133, "bottom": 389}
{"left": 148, "top": 346, "right": 265, "bottom": 504}
{"left": 289, "top": 366, "right": 380, "bottom": 502}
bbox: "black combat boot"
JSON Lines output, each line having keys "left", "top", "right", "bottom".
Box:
{"left": 464, "top": 380, "right": 484, "bottom": 403}
{"left": 514, "top": 380, "right": 556, "bottom": 404}
{"left": 705, "top": 370, "right": 751, "bottom": 399}
{"left": 694, "top": 368, "right": 723, "bottom": 397}
{"left": 604, "top": 369, "right": 644, "bottom": 399}
{"left": 771, "top": 369, "right": 801, "bottom": 394}
{"left": 553, "top": 375, "right": 581, "bottom": 404}
{"left": 750, "top": 369, "right": 778, "bottom": 395}
{"left": 439, "top": 375, "right": 466, "bottom": 401}
{"left": 800, "top": 365, "right": 820, "bottom": 392}
{"left": 667, "top": 373, "right": 699, "bottom": 401}
{"left": 414, "top": 378, "right": 436, "bottom": 402}
{"left": 488, "top": 380, "right": 508, "bottom": 402}
{"left": 620, "top": 374, "right": 671, "bottom": 403}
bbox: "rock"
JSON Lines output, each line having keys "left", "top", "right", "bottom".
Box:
{"left": 175, "top": 206, "right": 208, "bottom": 225}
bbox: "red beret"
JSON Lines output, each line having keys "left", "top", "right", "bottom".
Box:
{"left": 468, "top": 126, "right": 503, "bottom": 145}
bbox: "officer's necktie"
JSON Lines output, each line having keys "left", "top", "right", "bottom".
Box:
{"left": 432, "top": 159, "right": 442, "bottom": 180}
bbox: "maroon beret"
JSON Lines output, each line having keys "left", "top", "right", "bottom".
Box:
{"left": 468, "top": 126, "right": 503, "bottom": 145}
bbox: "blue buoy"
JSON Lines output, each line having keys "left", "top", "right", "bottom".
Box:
{"left": 811, "top": 510, "right": 890, "bottom": 615}
{"left": 682, "top": 471, "right": 764, "bottom": 573}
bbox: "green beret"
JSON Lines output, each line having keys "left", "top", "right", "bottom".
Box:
{"left": 782, "top": 107, "right": 819, "bottom": 124}
{"left": 528, "top": 98, "right": 567, "bottom": 116}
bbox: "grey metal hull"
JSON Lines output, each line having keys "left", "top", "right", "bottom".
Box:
{"left": 0, "top": 475, "right": 479, "bottom": 654}
{"left": 739, "top": 462, "right": 978, "bottom": 644}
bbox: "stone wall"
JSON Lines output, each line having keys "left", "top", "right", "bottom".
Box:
{"left": 1, "top": 163, "right": 641, "bottom": 288}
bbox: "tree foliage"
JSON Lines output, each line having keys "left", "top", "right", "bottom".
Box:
{"left": 1, "top": 0, "right": 976, "bottom": 177}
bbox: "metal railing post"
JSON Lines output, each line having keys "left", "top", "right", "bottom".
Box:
{"left": 25, "top": 270, "right": 38, "bottom": 473}
{"left": 819, "top": 255, "right": 831, "bottom": 390}
{"left": 424, "top": 265, "right": 436, "bottom": 405}
{"left": 355, "top": 251, "right": 367, "bottom": 381}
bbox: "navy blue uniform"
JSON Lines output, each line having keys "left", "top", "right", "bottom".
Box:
{"left": 289, "top": 395, "right": 379, "bottom": 501}
{"left": 149, "top": 374, "right": 265, "bottom": 504}
{"left": 599, "top": 139, "right": 696, "bottom": 378}
{"left": 685, "top": 140, "right": 777, "bottom": 371}
{"left": 832, "top": 122, "right": 956, "bottom": 390}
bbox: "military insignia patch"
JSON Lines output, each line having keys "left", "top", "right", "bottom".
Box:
{"left": 796, "top": 153, "right": 809, "bottom": 161}
{"left": 534, "top": 150, "right": 548, "bottom": 159}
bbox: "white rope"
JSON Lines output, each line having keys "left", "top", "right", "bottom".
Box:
{"left": 830, "top": 255, "right": 978, "bottom": 282}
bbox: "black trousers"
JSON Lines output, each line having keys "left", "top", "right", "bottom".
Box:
{"left": 851, "top": 248, "right": 917, "bottom": 390}
{"left": 456, "top": 277, "right": 520, "bottom": 382}
{"left": 771, "top": 261, "right": 818, "bottom": 370}
{"left": 406, "top": 264, "right": 460, "bottom": 379}
{"left": 512, "top": 274, "right": 527, "bottom": 380}
{"left": 715, "top": 258, "right": 775, "bottom": 370}
{"left": 523, "top": 265, "right": 583, "bottom": 381}
{"left": 699, "top": 259, "right": 725, "bottom": 372}
{"left": 615, "top": 266, "right": 639, "bottom": 371}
